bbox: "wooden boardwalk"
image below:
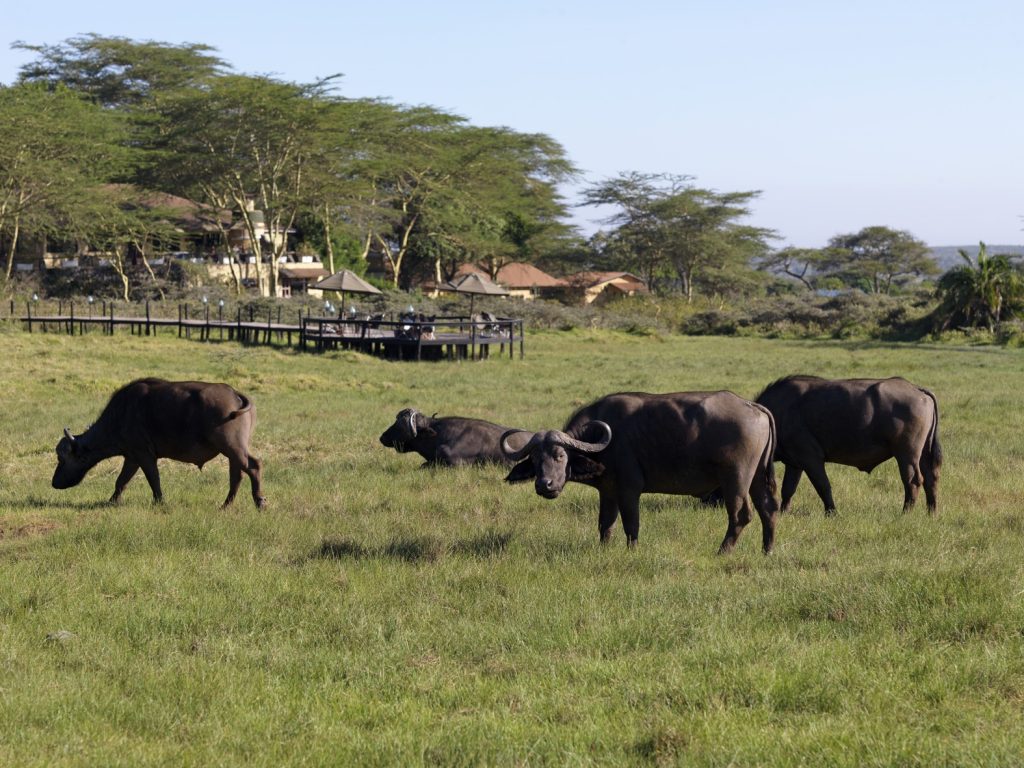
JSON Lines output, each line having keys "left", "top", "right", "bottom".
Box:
{"left": 15, "top": 302, "right": 524, "bottom": 361}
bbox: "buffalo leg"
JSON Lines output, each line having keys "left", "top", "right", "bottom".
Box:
{"left": 139, "top": 457, "right": 163, "bottom": 503}
{"left": 896, "top": 449, "right": 922, "bottom": 512}
{"left": 598, "top": 491, "right": 619, "bottom": 543}
{"left": 618, "top": 489, "right": 641, "bottom": 547}
{"left": 921, "top": 451, "right": 939, "bottom": 513}
{"left": 801, "top": 461, "right": 836, "bottom": 515}
{"left": 222, "top": 461, "right": 243, "bottom": 508}
{"left": 780, "top": 464, "right": 804, "bottom": 513}
{"left": 245, "top": 456, "right": 266, "bottom": 509}
{"left": 750, "top": 480, "right": 778, "bottom": 555}
{"left": 718, "top": 484, "right": 751, "bottom": 555}
{"left": 110, "top": 459, "right": 139, "bottom": 503}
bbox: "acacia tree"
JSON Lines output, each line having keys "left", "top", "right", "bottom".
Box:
{"left": 157, "top": 74, "right": 329, "bottom": 296}
{"left": 580, "top": 172, "right": 688, "bottom": 291}
{"left": 824, "top": 226, "right": 937, "bottom": 293}
{"left": 656, "top": 188, "right": 775, "bottom": 302}
{"left": 582, "top": 174, "right": 775, "bottom": 301}
{"left": 757, "top": 246, "right": 830, "bottom": 290}
{"left": 15, "top": 34, "right": 227, "bottom": 109}
{"left": 0, "top": 83, "right": 129, "bottom": 282}
{"left": 408, "top": 125, "right": 576, "bottom": 284}
{"left": 302, "top": 98, "right": 407, "bottom": 275}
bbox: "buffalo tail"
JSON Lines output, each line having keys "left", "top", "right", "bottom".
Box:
{"left": 920, "top": 387, "right": 943, "bottom": 469}
{"left": 226, "top": 392, "right": 253, "bottom": 421}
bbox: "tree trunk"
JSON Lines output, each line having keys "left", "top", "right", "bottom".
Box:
{"left": 322, "top": 206, "right": 336, "bottom": 273}
{"left": 382, "top": 211, "right": 418, "bottom": 288}
{"left": 679, "top": 269, "right": 693, "bottom": 302}
{"left": 137, "top": 241, "right": 166, "bottom": 301}
{"left": 4, "top": 214, "right": 21, "bottom": 281}
{"left": 111, "top": 247, "right": 131, "bottom": 302}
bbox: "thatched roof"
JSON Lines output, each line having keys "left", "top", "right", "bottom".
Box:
{"left": 103, "top": 184, "right": 231, "bottom": 233}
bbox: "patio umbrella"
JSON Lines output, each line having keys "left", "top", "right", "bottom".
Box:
{"left": 438, "top": 272, "right": 509, "bottom": 316}
{"left": 312, "top": 269, "right": 382, "bottom": 315}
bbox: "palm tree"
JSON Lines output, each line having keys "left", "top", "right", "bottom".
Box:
{"left": 935, "top": 242, "right": 1024, "bottom": 331}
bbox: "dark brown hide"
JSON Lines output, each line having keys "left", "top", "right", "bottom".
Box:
{"left": 503, "top": 391, "right": 779, "bottom": 553}
{"left": 756, "top": 375, "right": 941, "bottom": 514}
{"left": 379, "top": 408, "right": 523, "bottom": 466}
{"left": 53, "top": 378, "right": 265, "bottom": 509}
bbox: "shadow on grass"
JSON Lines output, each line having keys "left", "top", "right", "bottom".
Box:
{"left": 310, "top": 529, "right": 514, "bottom": 564}
{"left": 18, "top": 495, "right": 113, "bottom": 512}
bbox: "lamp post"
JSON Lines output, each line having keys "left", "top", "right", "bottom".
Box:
{"left": 28, "top": 293, "right": 39, "bottom": 333}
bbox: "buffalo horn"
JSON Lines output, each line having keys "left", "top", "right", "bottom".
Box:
{"left": 551, "top": 420, "right": 612, "bottom": 454}
{"left": 63, "top": 427, "right": 75, "bottom": 443}
{"left": 500, "top": 430, "right": 542, "bottom": 461}
{"left": 405, "top": 408, "right": 420, "bottom": 438}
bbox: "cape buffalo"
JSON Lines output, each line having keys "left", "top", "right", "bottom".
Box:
{"left": 52, "top": 378, "right": 265, "bottom": 509}
{"left": 500, "top": 391, "right": 780, "bottom": 553}
{"left": 756, "top": 375, "right": 942, "bottom": 514}
{"left": 379, "top": 408, "right": 523, "bottom": 466}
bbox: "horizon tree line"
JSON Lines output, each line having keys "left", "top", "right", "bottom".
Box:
{"left": 1, "top": 34, "right": 1020, "bottom": 329}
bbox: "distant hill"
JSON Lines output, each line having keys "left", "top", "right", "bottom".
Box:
{"left": 929, "top": 244, "right": 1024, "bottom": 272}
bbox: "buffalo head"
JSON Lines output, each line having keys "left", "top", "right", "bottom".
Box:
{"left": 500, "top": 421, "right": 612, "bottom": 498}
{"left": 379, "top": 408, "right": 436, "bottom": 453}
{"left": 52, "top": 428, "right": 93, "bottom": 489}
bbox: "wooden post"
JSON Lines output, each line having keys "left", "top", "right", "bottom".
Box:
{"left": 26, "top": 301, "right": 32, "bottom": 333}
{"left": 109, "top": 303, "right": 114, "bottom": 335}
{"left": 69, "top": 301, "right": 75, "bottom": 336}
{"left": 145, "top": 301, "right": 151, "bottom": 336}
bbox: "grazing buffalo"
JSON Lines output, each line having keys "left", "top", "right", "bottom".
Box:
{"left": 379, "top": 408, "right": 523, "bottom": 466}
{"left": 500, "top": 391, "right": 780, "bottom": 553}
{"left": 756, "top": 375, "right": 942, "bottom": 514}
{"left": 52, "top": 378, "right": 265, "bottom": 509}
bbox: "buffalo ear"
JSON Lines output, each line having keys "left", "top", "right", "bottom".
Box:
{"left": 505, "top": 460, "right": 535, "bottom": 484}
{"left": 419, "top": 426, "right": 438, "bottom": 438}
{"left": 568, "top": 455, "right": 605, "bottom": 481}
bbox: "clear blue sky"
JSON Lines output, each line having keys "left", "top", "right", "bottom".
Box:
{"left": 4, "top": 0, "right": 1021, "bottom": 247}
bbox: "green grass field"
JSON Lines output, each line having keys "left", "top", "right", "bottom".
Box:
{"left": 1, "top": 327, "right": 1023, "bottom": 766}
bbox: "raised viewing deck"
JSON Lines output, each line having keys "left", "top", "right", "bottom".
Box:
{"left": 14, "top": 301, "right": 524, "bottom": 361}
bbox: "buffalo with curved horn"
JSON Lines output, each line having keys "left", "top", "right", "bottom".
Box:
{"left": 501, "top": 391, "right": 780, "bottom": 553}
{"left": 380, "top": 407, "right": 525, "bottom": 467}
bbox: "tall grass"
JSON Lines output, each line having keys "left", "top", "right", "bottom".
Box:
{"left": 1, "top": 328, "right": 1022, "bottom": 765}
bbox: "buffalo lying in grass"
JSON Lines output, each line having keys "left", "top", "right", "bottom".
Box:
{"left": 501, "top": 391, "right": 779, "bottom": 553}
{"left": 756, "top": 375, "right": 942, "bottom": 515}
{"left": 379, "top": 408, "right": 524, "bottom": 467}
{"left": 53, "top": 378, "right": 265, "bottom": 509}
